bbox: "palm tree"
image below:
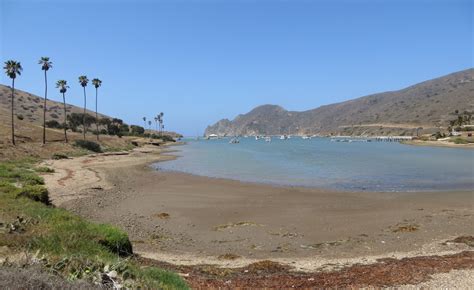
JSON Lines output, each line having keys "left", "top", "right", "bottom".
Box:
{"left": 159, "top": 112, "right": 164, "bottom": 136}
{"left": 39, "top": 57, "right": 52, "bottom": 145}
{"left": 3, "top": 60, "right": 23, "bottom": 145}
{"left": 148, "top": 120, "right": 152, "bottom": 131}
{"left": 143, "top": 117, "right": 147, "bottom": 129}
{"left": 154, "top": 116, "right": 158, "bottom": 131}
{"left": 56, "top": 80, "right": 70, "bottom": 143}
{"left": 78, "top": 76, "right": 89, "bottom": 139}
{"left": 91, "top": 78, "right": 102, "bottom": 141}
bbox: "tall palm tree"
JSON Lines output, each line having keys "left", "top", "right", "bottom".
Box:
{"left": 91, "top": 78, "right": 102, "bottom": 141}
{"left": 78, "top": 76, "right": 89, "bottom": 140}
{"left": 159, "top": 112, "right": 164, "bottom": 136}
{"left": 143, "top": 117, "right": 147, "bottom": 129}
{"left": 39, "top": 57, "right": 52, "bottom": 145}
{"left": 156, "top": 115, "right": 161, "bottom": 136}
{"left": 154, "top": 116, "right": 158, "bottom": 131}
{"left": 148, "top": 120, "right": 152, "bottom": 130}
{"left": 3, "top": 60, "right": 23, "bottom": 145}
{"left": 56, "top": 80, "right": 70, "bottom": 143}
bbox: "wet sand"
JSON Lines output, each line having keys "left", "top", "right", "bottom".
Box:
{"left": 41, "top": 145, "right": 474, "bottom": 272}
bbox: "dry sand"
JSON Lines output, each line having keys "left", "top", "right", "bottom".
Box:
{"left": 41, "top": 144, "right": 474, "bottom": 285}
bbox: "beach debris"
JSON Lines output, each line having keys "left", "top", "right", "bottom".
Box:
{"left": 444, "top": 236, "right": 474, "bottom": 247}
{"left": 212, "top": 238, "right": 247, "bottom": 244}
{"left": 250, "top": 244, "right": 263, "bottom": 250}
{"left": 198, "top": 265, "right": 235, "bottom": 277}
{"left": 300, "top": 239, "right": 346, "bottom": 249}
{"left": 391, "top": 223, "right": 419, "bottom": 233}
{"left": 269, "top": 230, "right": 299, "bottom": 238}
{"left": 217, "top": 253, "right": 241, "bottom": 260}
{"left": 213, "top": 221, "right": 262, "bottom": 231}
{"left": 153, "top": 212, "right": 170, "bottom": 219}
{"left": 246, "top": 260, "right": 290, "bottom": 274}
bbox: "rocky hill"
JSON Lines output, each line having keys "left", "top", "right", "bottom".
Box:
{"left": 205, "top": 69, "right": 474, "bottom": 136}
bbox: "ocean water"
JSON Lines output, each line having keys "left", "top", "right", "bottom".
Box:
{"left": 153, "top": 137, "right": 474, "bottom": 192}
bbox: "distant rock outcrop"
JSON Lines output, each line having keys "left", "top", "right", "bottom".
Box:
{"left": 205, "top": 69, "right": 474, "bottom": 136}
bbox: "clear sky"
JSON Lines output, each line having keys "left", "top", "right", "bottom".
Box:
{"left": 1, "top": 0, "right": 472, "bottom": 136}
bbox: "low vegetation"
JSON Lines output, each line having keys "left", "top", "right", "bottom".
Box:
{"left": 0, "top": 159, "right": 188, "bottom": 289}
{"left": 74, "top": 140, "right": 102, "bottom": 153}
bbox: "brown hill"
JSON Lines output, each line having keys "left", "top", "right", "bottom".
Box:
{"left": 205, "top": 69, "right": 474, "bottom": 136}
{"left": 0, "top": 84, "right": 179, "bottom": 160}
{"left": 0, "top": 85, "right": 109, "bottom": 127}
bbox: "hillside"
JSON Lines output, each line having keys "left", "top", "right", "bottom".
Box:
{"left": 0, "top": 85, "right": 111, "bottom": 127}
{"left": 205, "top": 69, "right": 474, "bottom": 136}
{"left": 0, "top": 84, "right": 180, "bottom": 160}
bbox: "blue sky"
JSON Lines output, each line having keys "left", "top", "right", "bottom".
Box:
{"left": 1, "top": 0, "right": 472, "bottom": 136}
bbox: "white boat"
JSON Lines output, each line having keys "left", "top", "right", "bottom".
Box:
{"left": 302, "top": 135, "right": 311, "bottom": 140}
{"left": 279, "top": 135, "right": 288, "bottom": 140}
{"left": 255, "top": 136, "right": 260, "bottom": 140}
{"left": 206, "top": 134, "right": 219, "bottom": 140}
{"left": 265, "top": 136, "right": 271, "bottom": 142}
{"left": 229, "top": 137, "right": 240, "bottom": 144}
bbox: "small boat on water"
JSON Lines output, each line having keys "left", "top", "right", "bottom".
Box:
{"left": 255, "top": 136, "right": 261, "bottom": 141}
{"left": 265, "top": 136, "right": 271, "bottom": 142}
{"left": 280, "top": 135, "right": 288, "bottom": 140}
{"left": 302, "top": 135, "right": 311, "bottom": 140}
{"left": 229, "top": 137, "right": 240, "bottom": 144}
{"left": 206, "top": 134, "right": 219, "bottom": 140}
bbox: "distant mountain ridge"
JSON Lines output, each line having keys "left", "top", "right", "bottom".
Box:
{"left": 205, "top": 69, "right": 474, "bottom": 136}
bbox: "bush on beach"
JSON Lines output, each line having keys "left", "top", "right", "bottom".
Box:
{"left": 74, "top": 140, "right": 102, "bottom": 153}
{"left": 16, "top": 184, "right": 50, "bottom": 205}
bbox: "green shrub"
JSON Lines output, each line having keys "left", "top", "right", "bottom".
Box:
{"left": 74, "top": 140, "right": 102, "bottom": 153}
{"left": 16, "top": 185, "right": 50, "bottom": 205}
{"left": 52, "top": 153, "right": 69, "bottom": 160}
{"left": 35, "top": 166, "right": 55, "bottom": 173}
{"left": 139, "top": 267, "right": 189, "bottom": 290}
{"left": 0, "top": 162, "right": 45, "bottom": 186}
{"left": 161, "top": 135, "right": 176, "bottom": 142}
{"left": 94, "top": 224, "right": 133, "bottom": 256}
{"left": 452, "top": 138, "right": 468, "bottom": 144}
{"left": 17, "top": 114, "right": 24, "bottom": 120}
{"left": 46, "top": 120, "right": 62, "bottom": 129}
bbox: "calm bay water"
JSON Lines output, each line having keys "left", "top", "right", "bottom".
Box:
{"left": 154, "top": 137, "right": 474, "bottom": 192}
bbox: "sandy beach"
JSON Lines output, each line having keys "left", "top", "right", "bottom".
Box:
{"left": 41, "top": 145, "right": 473, "bottom": 271}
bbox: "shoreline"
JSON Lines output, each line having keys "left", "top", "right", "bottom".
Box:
{"left": 155, "top": 140, "right": 474, "bottom": 193}
{"left": 402, "top": 139, "right": 474, "bottom": 149}
{"left": 153, "top": 166, "right": 474, "bottom": 194}
{"left": 41, "top": 144, "right": 474, "bottom": 269}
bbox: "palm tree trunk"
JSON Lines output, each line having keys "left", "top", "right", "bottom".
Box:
{"left": 62, "top": 92, "right": 68, "bottom": 143}
{"left": 11, "top": 78, "right": 15, "bottom": 145}
{"left": 83, "top": 86, "right": 86, "bottom": 140}
{"left": 42, "top": 70, "right": 47, "bottom": 145}
{"left": 95, "top": 87, "right": 99, "bottom": 141}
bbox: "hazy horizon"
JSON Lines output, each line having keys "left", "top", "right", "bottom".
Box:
{"left": 1, "top": 0, "right": 472, "bottom": 136}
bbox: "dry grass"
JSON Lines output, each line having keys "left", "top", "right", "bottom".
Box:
{"left": 391, "top": 223, "right": 420, "bottom": 233}
{"left": 153, "top": 212, "right": 170, "bottom": 219}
